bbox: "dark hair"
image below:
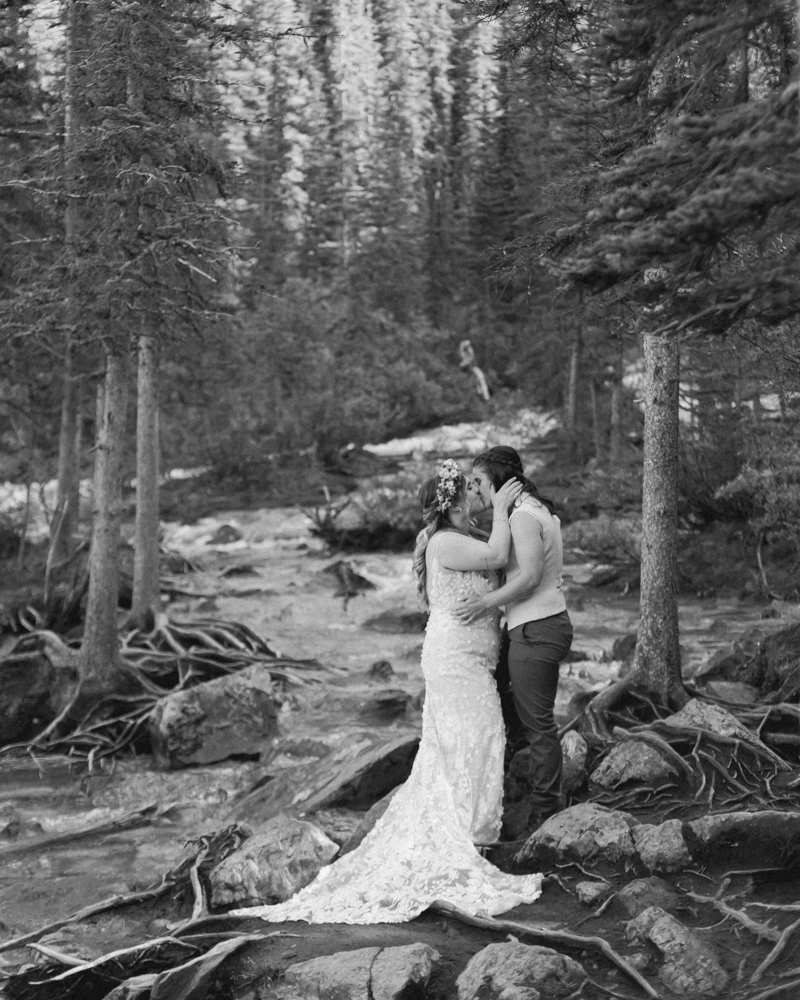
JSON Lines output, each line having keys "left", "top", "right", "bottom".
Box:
{"left": 412, "top": 470, "right": 468, "bottom": 607}
{"left": 472, "top": 445, "right": 557, "bottom": 515}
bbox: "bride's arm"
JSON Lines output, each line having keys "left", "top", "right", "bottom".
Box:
{"left": 453, "top": 511, "right": 544, "bottom": 623}
{"left": 436, "top": 480, "right": 520, "bottom": 572}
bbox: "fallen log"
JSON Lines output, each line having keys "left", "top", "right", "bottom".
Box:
{"left": 0, "top": 882, "right": 170, "bottom": 954}
{"left": 0, "top": 804, "right": 158, "bottom": 861}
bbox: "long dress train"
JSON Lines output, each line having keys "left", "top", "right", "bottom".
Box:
{"left": 231, "top": 537, "right": 542, "bottom": 924}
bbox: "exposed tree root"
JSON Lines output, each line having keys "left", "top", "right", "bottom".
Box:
{"left": 1, "top": 618, "right": 338, "bottom": 762}
{"left": 431, "top": 899, "right": 660, "bottom": 999}
{"left": 750, "top": 916, "right": 800, "bottom": 984}
{"left": 0, "top": 804, "right": 159, "bottom": 861}
{"left": 749, "top": 977, "right": 800, "bottom": 1000}
{"left": 684, "top": 889, "right": 781, "bottom": 943}
{"left": 583, "top": 675, "right": 638, "bottom": 739}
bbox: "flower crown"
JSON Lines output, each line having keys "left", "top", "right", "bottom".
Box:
{"left": 435, "top": 459, "right": 461, "bottom": 512}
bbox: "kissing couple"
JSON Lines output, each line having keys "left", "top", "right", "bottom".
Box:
{"left": 233, "top": 445, "right": 573, "bottom": 925}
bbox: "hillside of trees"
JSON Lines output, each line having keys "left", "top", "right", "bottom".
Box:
{"left": 0, "top": 0, "right": 798, "bottom": 683}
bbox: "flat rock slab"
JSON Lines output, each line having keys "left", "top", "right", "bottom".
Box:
{"left": 456, "top": 941, "right": 586, "bottom": 1000}
{"left": 149, "top": 663, "right": 279, "bottom": 768}
{"left": 516, "top": 803, "right": 638, "bottom": 866}
{"left": 210, "top": 813, "right": 338, "bottom": 906}
{"left": 626, "top": 905, "right": 729, "bottom": 995}
{"left": 228, "top": 731, "right": 419, "bottom": 826}
{"left": 701, "top": 680, "right": 760, "bottom": 703}
{"left": 280, "top": 943, "right": 439, "bottom": 1000}
{"left": 687, "top": 810, "right": 800, "bottom": 864}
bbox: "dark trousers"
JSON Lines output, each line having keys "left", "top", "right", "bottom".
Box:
{"left": 499, "top": 611, "right": 573, "bottom": 817}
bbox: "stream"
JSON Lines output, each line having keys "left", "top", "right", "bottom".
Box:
{"left": 0, "top": 502, "right": 793, "bottom": 974}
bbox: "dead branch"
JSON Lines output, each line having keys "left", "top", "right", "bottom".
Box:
{"left": 431, "top": 899, "right": 660, "bottom": 999}
{"left": 0, "top": 883, "right": 171, "bottom": 954}
{"left": 26, "top": 943, "right": 84, "bottom": 967}
{"left": 31, "top": 937, "right": 200, "bottom": 984}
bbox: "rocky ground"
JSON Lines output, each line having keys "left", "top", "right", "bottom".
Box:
{"left": 2, "top": 498, "right": 800, "bottom": 1000}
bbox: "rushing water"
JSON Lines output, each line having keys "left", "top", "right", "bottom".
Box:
{"left": 1, "top": 504, "right": 797, "bottom": 963}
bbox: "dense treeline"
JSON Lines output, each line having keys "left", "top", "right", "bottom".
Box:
{"left": 0, "top": 0, "right": 799, "bottom": 698}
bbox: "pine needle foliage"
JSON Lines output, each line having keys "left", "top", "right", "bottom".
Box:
{"left": 552, "top": 0, "right": 800, "bottom": 338}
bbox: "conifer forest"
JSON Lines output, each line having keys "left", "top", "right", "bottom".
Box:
{"left": 1, "top": 2, "right": 800, "bottom": 999}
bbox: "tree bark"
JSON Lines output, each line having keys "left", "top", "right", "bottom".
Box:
{"left": 131, "top": 334, "right": 161, "bottom": 627}
{"left": 565, "top": 325, "right": 582, "bottom": 452}
{"left": 589, "top": 378, "right": 603, "bottom": 463}
{"left": 50, "top": 347, "right": 80, "bottom": 563}
{"left": 609, "top": 366, "right": 624, "bottom": 465}
{"left": 630, "top": 332, "right": 685, "bottom": 707}
{"left": 50, "top": 0, "right": 82, "bottom": 565}
{"left": 80, "top": 349, "right": 130, "bottom": 692}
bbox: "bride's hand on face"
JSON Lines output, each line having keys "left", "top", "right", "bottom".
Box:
{"left": 490, "top": 478, "right": 522, "bottom": 513}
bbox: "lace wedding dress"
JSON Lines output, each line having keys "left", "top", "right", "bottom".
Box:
{"left": 231, "top": 535, "right": 543, "bottom": 924}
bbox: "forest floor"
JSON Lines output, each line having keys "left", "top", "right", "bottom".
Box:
{"left": 2, "top": 493, "right": 799, "bottom": 999}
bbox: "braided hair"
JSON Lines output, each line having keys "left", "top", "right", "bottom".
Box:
{"left": 411, "top": 469, "right": 469, "bottom": 609}
{"left": 472, "top": 445, "right": 557, "bottom": 514}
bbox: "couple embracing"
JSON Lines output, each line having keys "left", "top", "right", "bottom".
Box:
{"left": 233, "top": 446, "right": 572, "bottom": 925}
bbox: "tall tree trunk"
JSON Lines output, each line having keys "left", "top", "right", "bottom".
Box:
{"left": 589, "top": 378, "right": 603, "bottom": 463}
{"left": 131, "top": 334, "right": 161, "bottom": 627}
{"left": 50, "top": 348, "right": 80, "bottom": 563}
{"left": 126, "top": 15, "right": 162, "bottom": 629}
{"left": 51, "top": 0, "right": 83, "bottom": 566}
{"left": 630, "top": 332, "right": 685, "bottom": 707}
{"left": 565, "top": 326, "right": 582, "bottom": 451}
{"left": 609, "top": 356, "right": 624, "bottom": 465}
{"left": 80, "top": 349, "right": 130, "bottom": 692}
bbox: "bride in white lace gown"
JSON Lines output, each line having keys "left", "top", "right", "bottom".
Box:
{"left": 232, "top": 461, "right": 543, "bottom": 924}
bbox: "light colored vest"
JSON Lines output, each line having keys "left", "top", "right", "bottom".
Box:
{"left": 504, "top": 495, "right": 566, "bottom": 630}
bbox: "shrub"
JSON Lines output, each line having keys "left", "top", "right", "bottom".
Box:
{"left": 561, "top": 514, "right": 642, "bottom": 565}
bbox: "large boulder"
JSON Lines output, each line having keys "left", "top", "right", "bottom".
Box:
{"left": 626, "top": 906, "right": 729, "bottom": 995}
{"left": 149, "top": 664, "right": 279, "bottom": 768}
{"left": 456, "top": 942, "right": 586, "bottom": 1000}
{"left": 281, "top": 943, "right": 440, "bottom": 1000}
{"left": 228, "top": 731, "right": 419, "bottom": 826}
{"left": 661, "top": 699, "right": 789, "bottom": 770}
{"left": 0, "top": 634, "right": 79, "bottom": 743}
{"left": 591, "top": 740, "right": 678, "bottom": 789}
{"left": 686, "top": 810, "right": 800, "bottom": 865}
{"left": 695, "top": 621, "right": 800, "bottom": 698}
{"left": 632, "top": 820, "right": 691, "bottom": 872}
{"left": 0, "top": 653, "right": 58, "bottom": 744}
{"left": 516, "top": 803, "right": 638, "bottom": 866}
{"left": 209, "top": 814, "right": 338, "bottom": 907}
{"left": 338, "top": 786, "right": 401, "bottom": 856}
